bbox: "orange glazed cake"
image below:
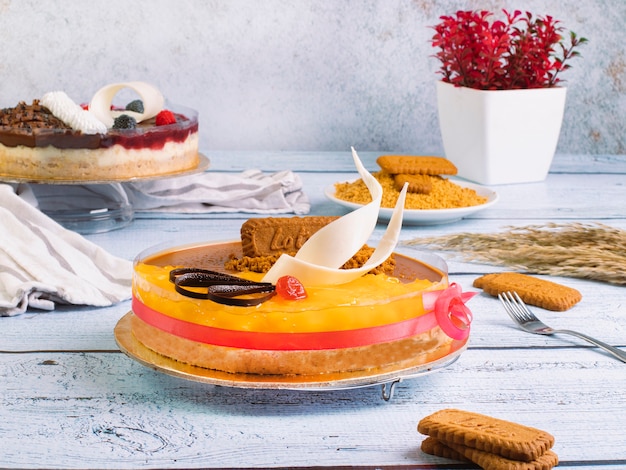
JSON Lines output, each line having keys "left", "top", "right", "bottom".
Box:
{"left": 129, "top": 149, "right": 476, "bottom": 377}
{"left": 0, "top": 81, "right": 199, "bottom": 181}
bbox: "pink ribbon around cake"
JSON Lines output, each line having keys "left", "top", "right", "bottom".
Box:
{"left": 422, "top": 283, "right": 476, "bottom": 341}
{"left": 131, "top": 284, "right": 475, "bottom": 350}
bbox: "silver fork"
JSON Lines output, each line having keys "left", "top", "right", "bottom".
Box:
{"left": 499, "top": 291, "right": 626, "bottom": 363}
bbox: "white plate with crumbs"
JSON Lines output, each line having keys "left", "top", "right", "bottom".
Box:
{"left": 324, "top": 178, "right": 499, "bottom": 225}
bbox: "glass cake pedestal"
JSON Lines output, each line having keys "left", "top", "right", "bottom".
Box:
{"left": 30, "top": 182, "right": 134, "bottom": 234}
{"left": 1, "top": 154, "right": 210, "bottom": 234}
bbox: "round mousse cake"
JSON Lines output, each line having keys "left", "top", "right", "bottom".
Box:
{"left": 130, "top": 240, "right": 467, "bottom": 377}
{"left": 0, "top": 82, "right": 200, "bottom": 181}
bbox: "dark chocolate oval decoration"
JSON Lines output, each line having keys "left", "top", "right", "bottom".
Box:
{"left": 170, "top": 268, "right": 276, "bottom": 306}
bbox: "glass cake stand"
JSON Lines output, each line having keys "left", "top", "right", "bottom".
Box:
{"left": 1, "top": 154, "right": 210, "bottom": 234}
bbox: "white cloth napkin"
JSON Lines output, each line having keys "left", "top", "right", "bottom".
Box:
{"left": 24, "top": 170, "right": 310, "bottom": 215}
{"left": 127, "top": 169, "right": 310, "bottom": 214}
{"left": 0, "top": 184, "right": 133, "bottom": 316}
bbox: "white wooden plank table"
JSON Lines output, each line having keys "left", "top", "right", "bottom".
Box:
{"left": 1, "top": 152, "right": 625, "bottom": 469}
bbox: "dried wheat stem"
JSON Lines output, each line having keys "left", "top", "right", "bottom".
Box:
{"left": 403, "top": 223, "right": 626, "bottom": 285}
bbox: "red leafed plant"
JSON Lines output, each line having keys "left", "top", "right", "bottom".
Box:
{"left": 431, "top": 10, "right": 587, "bottom": 90}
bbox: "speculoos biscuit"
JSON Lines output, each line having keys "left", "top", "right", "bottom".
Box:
{"left": 417, "top": 409, "right": 555, "bottom": 462}
{"left": 393, "top": 173, "right": 435, "bottom": 194}
{"left": 377, "top": 155, "right": 458, "bottom": 176}
{"left": 241, "top": 216, "right": 337, "bottom": 258}
{"left": 473, "top": 272, "right": 582, "bottom": 311}
{"left": 427, "top": 438, "right": 559, "bottom": 470}
{"left": 421, "top": 437, "right": 559, "bottom": 470}
{"left": 421, "top": 436, "right": 469, "bottom": 462}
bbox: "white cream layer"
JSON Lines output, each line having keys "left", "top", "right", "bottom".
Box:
{"left": 0, "top": 133, "right": 198, "bottom": 180}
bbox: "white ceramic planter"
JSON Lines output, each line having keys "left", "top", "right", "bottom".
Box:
{"left": 436, "top": 81, "right": 567, "bottom": 185}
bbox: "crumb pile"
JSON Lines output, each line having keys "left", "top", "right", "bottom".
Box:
{"left": 226, "top": 245, "right": 395, "bottom": 275}
{"left": 334, "top": 171, "right": 487, "bottom": 210}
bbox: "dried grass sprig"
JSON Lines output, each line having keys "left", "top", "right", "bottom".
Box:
{"left": 403, "top": 223, "right": 626, "bottom": 285}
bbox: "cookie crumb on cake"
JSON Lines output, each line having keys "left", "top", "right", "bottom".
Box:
{"left": 225, "top": 245, "right": 396, "bottom": 275}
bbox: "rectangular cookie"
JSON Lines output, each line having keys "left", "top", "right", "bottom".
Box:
{"left": 421, "top": 436, "right": 469, "bottom": 462}
{"left": 422, "top": 437, "right": 559, "bottom": 470}
{"left": 473, "top": 272, "right": 582, "bottom": 311}
{"left": 377, "top": 155, "right": 457, "bottom": 176}
{"left": 240, "top": 216, "right": 337, "bottom": 257}
{"left": 393, "top": 173, "right": 435, "bottom": 194}
{"left": 417, "top": 409, "right": 555, "bottom": 462}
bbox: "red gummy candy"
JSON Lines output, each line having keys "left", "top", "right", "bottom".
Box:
{"left": 276, "top": 275, "right": 307, "bottom": 300}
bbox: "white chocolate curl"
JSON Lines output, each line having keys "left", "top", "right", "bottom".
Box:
{"left": 41, "top": 91, "right": 107, "bottom": 134}
{"left": 262, "top": 147, "right": 407, "bottom": 286}
{"left": 89, "top": 81, "right": 165, "bottom": 128}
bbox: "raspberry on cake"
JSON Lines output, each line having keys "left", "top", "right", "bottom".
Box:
{"left": 128, "top": 149, "right": 476, "bottom": 377}
{"left": 0, "top": 81, "right": 199, "bottom": 181}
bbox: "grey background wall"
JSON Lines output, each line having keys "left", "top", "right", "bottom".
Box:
{"left": 1, "top": 0, "right": 624, "bottom": 155}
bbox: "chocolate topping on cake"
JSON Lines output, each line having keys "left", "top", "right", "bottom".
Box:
{"left": 0, "top": 100, "right": 70, "bottom": 131}
{"left": 0, "top": 99, "right": 195, "bottom": 150}
{"left": 0, "top": 100, "right": 100, "bottom": 148}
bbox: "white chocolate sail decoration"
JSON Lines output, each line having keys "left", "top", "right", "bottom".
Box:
{"left": 89, "top": 81, "right": 165, "bottom": 128}
{"left": 263, "top": 147, "right": 407, "bottom": 286}
{"left": 41, "top": 91, "right": 107, "bottom": 134}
